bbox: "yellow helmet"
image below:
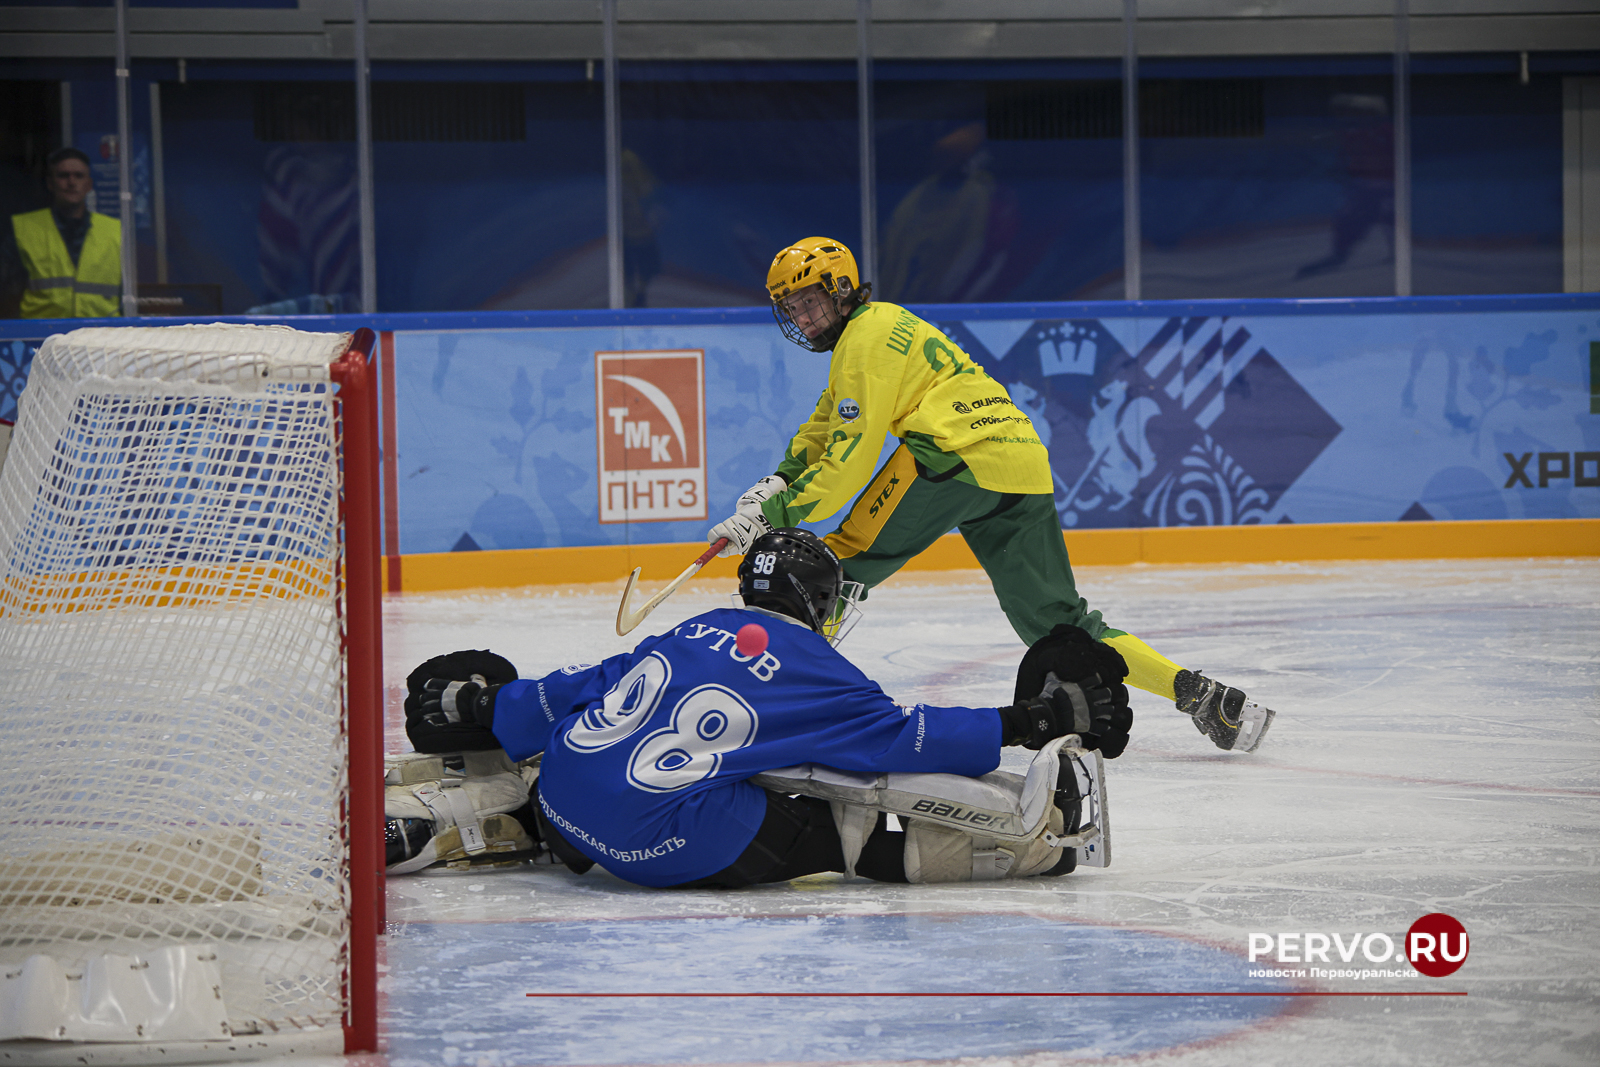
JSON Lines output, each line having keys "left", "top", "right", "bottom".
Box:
{"left": 766, "top": 237, "right": 860, "bottom": 303}
{"left": 767, "top": 237, "right": 869, "bottom": 351}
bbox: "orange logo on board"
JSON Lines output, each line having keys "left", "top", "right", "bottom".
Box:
{"left": 595, "top": 350, "right": 707, "bottom": 523}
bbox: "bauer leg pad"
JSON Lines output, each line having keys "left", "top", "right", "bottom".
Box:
{"left": 383, "top": 751, "right": 539, "bottom": 873}
{"left": 902, "top": 805, "right": 1069, "bottom": 883}
{"left": 828, "top": 800, "right": 880, "bottom": 878}
{"left": 754, "top": 735, "right": 1111, "bottom": 881}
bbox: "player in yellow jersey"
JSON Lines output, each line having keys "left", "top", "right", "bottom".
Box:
{"left": 707, "top": 237, "right": 1274, "bottom": 753}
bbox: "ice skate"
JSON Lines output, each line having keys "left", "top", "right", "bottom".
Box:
{"left": 1173, "top": 670, "right": 1275, "bottom": 753}
{"left": 1040, "top": 750, "right": 1083, "bottom": 876}
{"left": 1041, "top": 743, "right": 1109, "bottom": 873}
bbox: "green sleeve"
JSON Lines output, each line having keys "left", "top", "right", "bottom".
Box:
{"left": 770, "top": 381, "right": 833, "bottom": 485}
{"left": 760, "top": 310, "right": 900, "bottom": 527}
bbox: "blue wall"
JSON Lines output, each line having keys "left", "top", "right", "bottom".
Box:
{"left": 4, "top": 293, "right": 1597, "bottom": 555}
{"left": 7, "top": 53, "right": 1592, "bottom": 318}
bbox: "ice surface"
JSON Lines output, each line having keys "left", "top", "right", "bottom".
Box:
{"left": 355, "top": 557, "right": 1598, "bottom": 1067}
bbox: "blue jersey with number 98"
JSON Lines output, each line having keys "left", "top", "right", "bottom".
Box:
{"left": 488, "top": 608, "right": 1002, "bottom": 887}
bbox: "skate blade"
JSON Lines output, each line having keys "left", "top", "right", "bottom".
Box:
{"left": 1234, "top": 702, "right": 1275, "bottom": 754}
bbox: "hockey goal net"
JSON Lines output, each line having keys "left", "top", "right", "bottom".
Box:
{"left": 0, "top": 324, "right": 381, "bottom": 1060}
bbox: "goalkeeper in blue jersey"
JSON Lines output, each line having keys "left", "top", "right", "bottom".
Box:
{"left": 393, "top": 529, "right": 1131, "bottom": 888}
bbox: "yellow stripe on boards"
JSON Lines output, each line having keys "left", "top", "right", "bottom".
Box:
{"left": 0, "top": 559, "right": 336, "bottom": 617}
{"left": 398, "top": 541, "right": 742, "bottom": 594}
{"left": 395, "top": 518, "right": 1599, "bottom": 594}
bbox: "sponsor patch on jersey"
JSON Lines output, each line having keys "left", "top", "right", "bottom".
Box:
{"left": 560, "top": 662, "right": 597, "bottom": 675}
{"left": 837, "top": 398, "right": 861, "bottom": 423}
{"left": 954, "top": 396, "right": 1013, "bottom": 415}
{"left": 753, "top": 579, "right": 769, "bottom": 590}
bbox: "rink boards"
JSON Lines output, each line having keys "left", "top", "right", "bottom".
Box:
{"left": 3, "top": 293, "right": 1597, "bottom": 582}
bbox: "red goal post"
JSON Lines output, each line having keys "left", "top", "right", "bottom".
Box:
{"left": 0, "top": 324, "right": 382, "bottom": 1061}
{"left": 331, "top": 326, "right": 383, "bottom": 1055}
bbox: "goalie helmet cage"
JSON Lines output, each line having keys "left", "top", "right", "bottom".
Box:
{"left": 0, "top": 324, "right": 382, "bottom": 1062}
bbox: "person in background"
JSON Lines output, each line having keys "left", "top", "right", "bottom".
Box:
{"left": 0, "top": 147, "right": 122, "bottom": 319}
{"left": 1295, "top": 94, "right": 1394, "bottom": 281}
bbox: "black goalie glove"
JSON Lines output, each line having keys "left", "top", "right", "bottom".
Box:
{"left": 1000, "top": 624, "right": 1134, "bottom": 757}
{"left": 403, "top": 649, "right": 519, "bottom": 753}
{"left": 999, "top": 675, "right": 1133, "bottom": 757}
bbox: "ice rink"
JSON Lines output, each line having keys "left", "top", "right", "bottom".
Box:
{"left": 360, "top": 556, "right": 1598, "bottom": 1067}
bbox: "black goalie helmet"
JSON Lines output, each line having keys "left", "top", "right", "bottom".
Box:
{"left": 737, "top": 528, "right": 863, "bottom": 645}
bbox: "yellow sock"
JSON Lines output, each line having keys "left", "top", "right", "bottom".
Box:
{"left": 1103, "top": 633, "right": 1186, "bottom": 702}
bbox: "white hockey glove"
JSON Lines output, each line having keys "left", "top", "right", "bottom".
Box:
{"left": 736, "top": 475, "right": 787, "bottom": 514}
{"left": 708, "top": 510, "right": 772, "bottom": 558}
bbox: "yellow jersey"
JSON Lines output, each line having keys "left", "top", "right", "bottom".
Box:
{"left": 763, "top": 302, "right": 1052, "bottom": 527}
{"left": 12, "top": 208, "right": 121, "bottom": 319}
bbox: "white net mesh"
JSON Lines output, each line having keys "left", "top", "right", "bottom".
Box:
{"left": 0, "top": 324, "right": 355, "bottom": 1035}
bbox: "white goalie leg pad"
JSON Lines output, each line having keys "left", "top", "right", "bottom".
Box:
{"left": 754, "top": 736, "right": 1066, "bottom": 842}
{"left": 901, "top": 742, "right": 1114, "bottom": 882}
{"left": 828, "top": 800, "right": 879, "bottom": 878}
{"left": 901, "top": 806, "right": 1067, "bottom": 883}
{"left": 385, "top": 749, "right": 521, "bottom": 785}
{"left": 753, "top": 736, "right": 1111, "bottom": 880}
{"left": 384, "top": 751, "right": 533, "bottom": 874}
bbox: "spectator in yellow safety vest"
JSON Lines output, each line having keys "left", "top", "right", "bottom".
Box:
{"left": 0, "top": 147, "right": 122, "bottom": 319}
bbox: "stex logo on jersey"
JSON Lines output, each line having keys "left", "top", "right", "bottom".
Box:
{"left": 596, "top": 350, "right": 707, "bottom": 523}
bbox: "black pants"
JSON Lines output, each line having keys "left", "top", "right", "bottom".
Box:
{"left": 672, "top": 790, "right": 908, "bottom": 889}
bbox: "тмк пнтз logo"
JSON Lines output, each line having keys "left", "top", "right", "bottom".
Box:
{"left": 596, "top": 350, "right": 707, "bottom": 524}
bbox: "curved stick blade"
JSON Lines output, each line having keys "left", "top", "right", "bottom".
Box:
{"left": 613, "top": 539, "right": 729, "bottom": 638}
{"left": 615, "top": 567, "right": 645, "bottom": 636}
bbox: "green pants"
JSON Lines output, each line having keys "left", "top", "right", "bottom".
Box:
{"left": 821, "top": 444, "right": 1116, "bottom": 647}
